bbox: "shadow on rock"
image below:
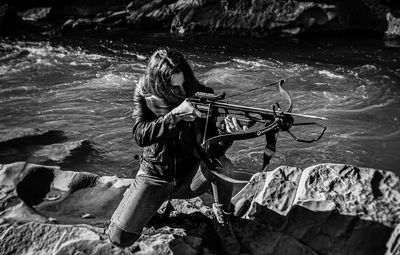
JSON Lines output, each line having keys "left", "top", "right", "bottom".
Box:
{"left": 232, "top": 164, "right": 400, "bottom": 255}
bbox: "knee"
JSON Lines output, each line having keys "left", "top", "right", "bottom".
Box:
{"left": 107, "top": 222, "right": 141, "bottom": 247}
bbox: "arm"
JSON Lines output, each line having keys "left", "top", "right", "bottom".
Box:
{"left": 132, "top": 88, "right": 177, "bottom": 147}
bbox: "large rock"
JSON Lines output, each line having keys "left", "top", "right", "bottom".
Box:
{"left": 0, "top": 222, "right": 127, "bottom": 255}
{"left": 0, "top": 162, "right": 217, "bottom": 254}
{"left": 4, "top": 0, "right": 400, "bottom": 36}
{"left": 0, "top": 128, "right": 98, "bottom": 167}
{"left": 233, "top": 163, "right": 400, "bottom": 255}
{"left": 386, "top": 12, "right": 400, "bottom": 39}
{"left": 0, "top": 162, "right": 399, "bottom": 254}
{"left": 125, "top": 0, "right": 398, "bottom": 36}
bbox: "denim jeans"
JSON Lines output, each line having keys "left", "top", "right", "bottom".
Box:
{"left": 110, "top": 156, "right": 234, "bottom": 235}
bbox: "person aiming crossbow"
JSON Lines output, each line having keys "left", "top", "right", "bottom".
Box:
{"left": 107, "top": 48, "right": 326, "bottom": 255}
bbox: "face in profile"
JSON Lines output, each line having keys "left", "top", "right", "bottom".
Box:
{"left": 143, "top": 48, "right": 197, "bottom": 106}
{"left": 170, "top": 72, "right": 186, "bottom": 98}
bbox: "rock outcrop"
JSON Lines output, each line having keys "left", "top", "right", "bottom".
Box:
{"left": 2, "top": 0, "right": 400, "bottom": 37}
{"left": 0, "top": 128, "right": 97, "bottom": 167}
{"left": 0, "top": 161, "right": 399, "bottom": 254}
{"left": 232, "top": 164, "right": 400, "bottom": 255}
{"left": 0, "top": 128, "right": 399, "bottom": 254}
{"left": 386, "top": 12, "right": 400, "bottom": 39}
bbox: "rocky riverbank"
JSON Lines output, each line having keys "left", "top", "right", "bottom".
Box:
{"left": 0, "top": 128, "right": 399, "bottom": 254}
{"left": 1, "top": 0, "right": 400, "bottom": 38}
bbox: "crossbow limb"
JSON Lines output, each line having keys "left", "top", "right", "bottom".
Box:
{"left": 187, "top": 79, "right": 327, "bottom": 183}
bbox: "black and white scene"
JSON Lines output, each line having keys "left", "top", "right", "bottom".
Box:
{"left": 0, "top": 1, "right": 399, "bottom": 254}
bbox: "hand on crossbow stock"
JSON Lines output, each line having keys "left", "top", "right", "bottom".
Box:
{"left": 171, "top": 99, "right": 204, "bottom": 122}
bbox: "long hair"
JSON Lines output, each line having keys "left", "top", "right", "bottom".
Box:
{"left": 138, "top": 48, "right": 198, "bottom": 105}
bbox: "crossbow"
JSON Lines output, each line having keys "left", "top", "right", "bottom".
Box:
{"left": 187, "top": 79, "right": 327, "bottom": 183}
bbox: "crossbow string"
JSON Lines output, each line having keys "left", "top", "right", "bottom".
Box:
{"left": 187, "top": 79, "right": 326, "bottom": 184}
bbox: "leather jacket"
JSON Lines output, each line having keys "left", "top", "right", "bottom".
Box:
{"left": 132, "top": 83, "right": 227, "bottom": 181}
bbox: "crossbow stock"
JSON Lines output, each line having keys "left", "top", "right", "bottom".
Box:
{"left": 187, "top": 79, "right": 327, "bottom": 184}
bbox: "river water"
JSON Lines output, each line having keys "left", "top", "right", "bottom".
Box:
{"left": 0, "top": 32, "right": 399, "bottom": 178}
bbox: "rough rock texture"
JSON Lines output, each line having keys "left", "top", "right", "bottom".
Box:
{"left": 233, "top": 166, "right": 302, "bottom": 219}
{"left": 0, "top": 161, "right": 316, "bottom": 255}
{"left": 0, "top": 162, "right": 215, "bottom": 254}
{"left": 293, "top": 164, "right": 399, "bottom": 227}
{"left": 167, "top": 1, "right": 338, "bottom": 37}
{"left": 0, "top": 162, "right": 399, "bottom": 254}
{"left": 233, "top": 163, "right": 400, "bottom": 255}
{"left": 386, "top": 12, "right": 400, "bottom": 39}
{"left": 2, "top": 0, "right": 400, "bottom": 37}
{"left": 0, "top": 222, "right": 124, "bottom": 255}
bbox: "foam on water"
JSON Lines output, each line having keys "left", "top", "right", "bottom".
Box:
{"left": 318, "top": 70, "right": 346, "bottom": 79}
{"left": 0, "top": 35, "right": 399, "bottom": 175}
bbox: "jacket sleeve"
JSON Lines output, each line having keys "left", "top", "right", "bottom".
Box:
{"left": 132, "top": 88, "right": 177, "bottom": 147}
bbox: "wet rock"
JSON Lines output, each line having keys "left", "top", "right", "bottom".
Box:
{"left": 0, "top": 128, "right": 98, "bottom": 166}
{"left": 20, "top": 7, "right": 51, "bottom": 21}
{"left": 0, "top": 4, "right": 50, "bottom": 35}
{"left": 168, "top": 1, "right": 339, "bottom": 37}
{"left": 61, "top": 19, "right": 75, "bottom": 30}
{"left": 32, "top": 140, "right": 93, "bottom": 163}
{"left": 0, "top": 139, "right": 94, "bottom": 165}
{"left": 3, "top": 0, "right": 400, "bottom": 36}
{"left": 49, "top": 0, "right": 128, "bottom": 17}
{"left": 70, "top": 18, "right": 96, "bottom": 30}
{"left": 0, "top": 128, "right": 66, "bottom": 146}
{"left": 386, "top": 12, "right": 400, "bottom": 39}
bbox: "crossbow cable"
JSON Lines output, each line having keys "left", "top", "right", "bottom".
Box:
{"left": 198, "top": 80, "right": 295, "bottom": 184}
